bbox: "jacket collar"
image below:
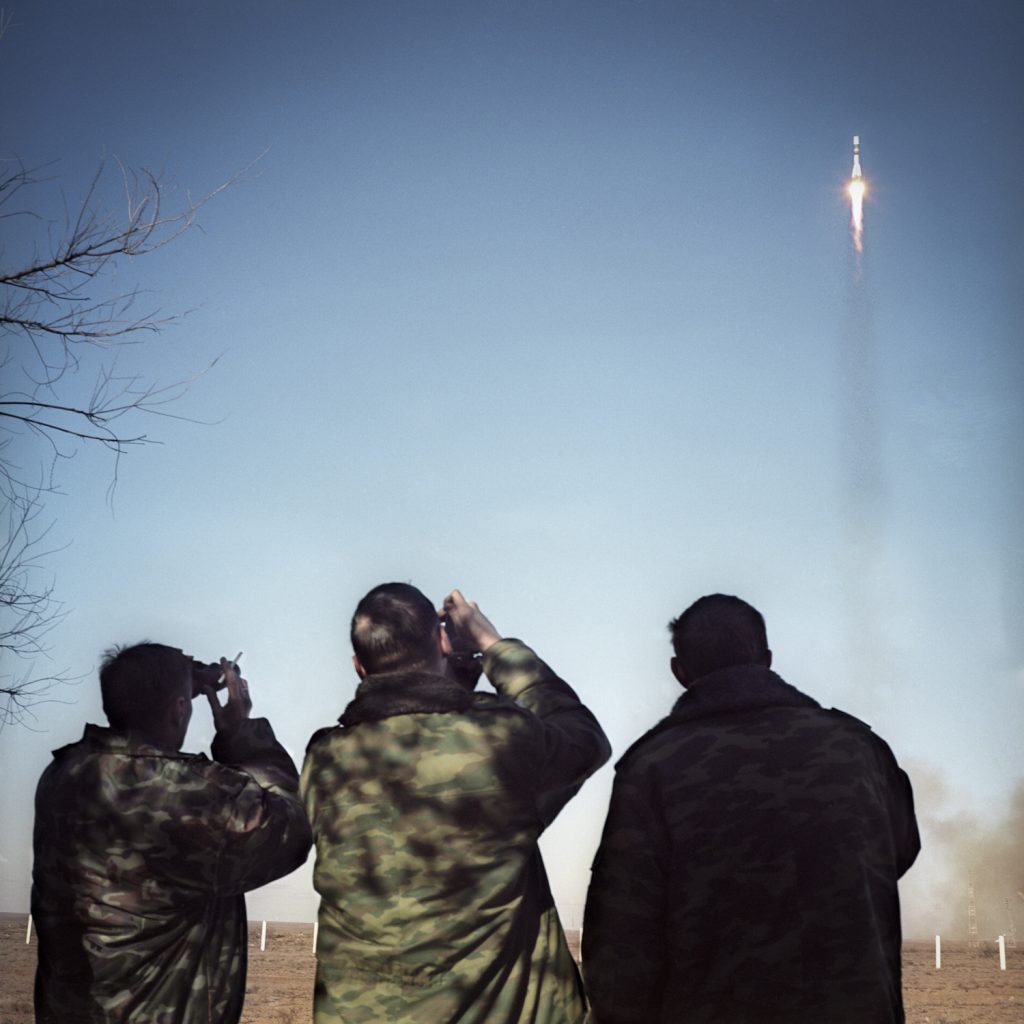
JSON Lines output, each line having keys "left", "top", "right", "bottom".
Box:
{"left": 614, "top": 665, "right": 821, "bottom": 770}
{"left": 340, "top": 670, "right": 473, "bottom": 727}
{"left": 54, "top": 723, "right": 180, "bottom": 758}
{"left": 669, "top": 664, "right": 819, "bottom": 722}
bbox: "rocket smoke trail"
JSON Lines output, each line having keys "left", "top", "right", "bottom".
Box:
{"left": 848, "top": 135, "right": 866, "bottom": 257}
{"left": 837, "top": 135, "right": 887, "bottom": 698}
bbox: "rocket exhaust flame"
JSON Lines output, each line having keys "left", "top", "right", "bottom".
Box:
{"left": 848, "top": 135, "right": 865, "bottom": 254}
{"left": 849, "top": 179, "right": 865, "bottom": 253}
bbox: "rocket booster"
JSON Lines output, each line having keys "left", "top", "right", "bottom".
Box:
{"left": 851, "top": 135, "right": 862, "bottom": 179}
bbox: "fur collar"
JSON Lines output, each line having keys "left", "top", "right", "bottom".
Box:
{"left": 340, "top": 670, "right": 474, "bottom": 727}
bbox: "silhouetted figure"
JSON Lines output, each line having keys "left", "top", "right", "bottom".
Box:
{"left": 583, "top": 594, "right": 919, "bottom": 1024}
{"left": 32, "top": 643, "right": 311, "bottom": 1023}
{"left": 301, "top": 585, "right": 610, "bottom": 1023}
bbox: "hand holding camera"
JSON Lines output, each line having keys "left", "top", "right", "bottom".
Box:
{"left": 192, "top": 653, "right": 250, "bottom": 733}
{"left": 440, "top": 591, "right": 502, "bottom": 690}
{"left": 441, "top": 591, "right": 501, "bottom": 652}
{"left": 190, "top": 656, "right": 236, "bottom": 698}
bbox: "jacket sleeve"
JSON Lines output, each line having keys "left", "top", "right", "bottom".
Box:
{"left": 583, "top": 755, "right": 669, "bottom": 1024}
{"left": 873, "top": 738, "right": 920, "bottom": 878}
{"left": 893, "top": 767, "right": 921, "bottom": 877}
{"left": 482, "top": 638, "right": 611, "bottom": 828}
{"left": 184, "top": 716, "right": 312, "bottom": 894}
{"left": 830, "top": 710, "right": 922, "bottom": 881}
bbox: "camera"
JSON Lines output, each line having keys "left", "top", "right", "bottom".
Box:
{"left": 190, "top": 659, "right": 236, "bottom": 698}
{"left": 440, "top": 616, "right": 484, "bottom": 689}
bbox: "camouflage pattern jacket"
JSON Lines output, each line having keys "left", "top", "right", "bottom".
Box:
{"left": 301, "top": 638, "right": 611, "bottom": 1024}
{"left": 32, "top": 718, "right": 312, "bottom": 1024}
{"left": 583, "top": 665, "right": 920, "bottom": 1024}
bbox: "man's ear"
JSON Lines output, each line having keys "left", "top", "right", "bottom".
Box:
{"left": 171, "top": 694, "right": 191, "bottom": 728}
{"left": 763, "top": 649, "right": 773, "bottom": 669}
{"left": 352, "top": 653, "right": 368, "bottom": 680}
{"left": 165, "top": 693, "right": 192, "bottom": 750}
{"left": 670, "top": 656, "right": 690, "bottom": 690}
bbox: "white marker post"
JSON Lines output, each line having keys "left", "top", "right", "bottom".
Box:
{"left": 26, "top": 914, "right": 33, "bottom": 945}
{"left": 998, "top": 935, "right": 1006, "bottom": 971}
{"left": 260, "top": 920, "right": 267, "bottom": 952}
{"left": 934, "top": 935, "right": 941, "bottom": 969}
{"left": 312, "top": 921, "right": 319, "bottom": 954}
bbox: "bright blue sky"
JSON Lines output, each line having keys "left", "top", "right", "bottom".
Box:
{"left": 2, "top": 1, "right": 1021, "bottom": 939}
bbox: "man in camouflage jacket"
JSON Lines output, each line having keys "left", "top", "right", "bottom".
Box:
{"left": 583, "top": 594, "right": 920, "bottom": 1024}
{"left": 301, "top": 584, "right": 611, "bottom": 1023}
{"left": 32, "top": 643, "right": 312, "bottom": 1024}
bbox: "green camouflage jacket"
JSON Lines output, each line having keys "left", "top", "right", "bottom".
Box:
{"left": 582, "top": 665, "right": 920, "bottom": 1024}
{"left": 32, "top": 717, "right": 312, "bottom": 1024}
{"left": 301, "top": 638, "right": 611, "bottom": 1024}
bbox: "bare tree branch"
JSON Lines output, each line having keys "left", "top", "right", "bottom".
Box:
{"left": 0, "top": 483, "right": 77, "bottom": 731}
{"left": 1, "top": 156, "right": 253, "bottom": 382}
{"left": 0, "top": 667, "right": 77, "bottom": 732}
{"left": 0, "top": 153, "right": 251, "bottom": 728}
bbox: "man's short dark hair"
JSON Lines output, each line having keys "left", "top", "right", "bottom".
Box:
{"left": 100, "top": 642, "right": 192, "bottom": 732}
{"left": 668, "top": 594, "right": 769, "bottom": 681}
{"left": 351, "top": 583, "right": 439, "bottom": 675}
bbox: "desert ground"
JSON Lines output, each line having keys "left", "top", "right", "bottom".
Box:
{"left": 2, "top": 915, "right": 1020, "bottom": 1023}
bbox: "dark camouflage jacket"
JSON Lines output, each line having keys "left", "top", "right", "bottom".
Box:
{"left": 583, "top": 665, "right": 920, "bottom": 1024}
{"left": 32, "top": 717, "right": 312, "bottom": 1024}
{"left": 301, "top": 638, "right": 611, "bottom": 1024}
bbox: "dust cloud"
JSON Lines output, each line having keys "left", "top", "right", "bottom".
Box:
{"left": 900, "top": 765, "right": 1024, "bottom": 941}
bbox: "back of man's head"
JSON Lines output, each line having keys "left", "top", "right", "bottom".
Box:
{"left": 100, "top": 642, "right": 192, "bottom": 734}
{"left": 351, "top": 583, "right": 439, "bottom": 675}
{"left": 669, "top": 594, "right": 769, "bottom": 682}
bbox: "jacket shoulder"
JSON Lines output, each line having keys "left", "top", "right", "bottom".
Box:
{"left": 823, "top": 707, "right": 902, "bottom": 758}
{"left": 305, "top": 724, "right": 343, "bottom": 755}
{"left": 616, "top": 703, "right": 875, "bottom": 775}
{"left": 825, "top": 706, "right": 874, "bottom": 731}
{"left": 613, "top": 716, "right": 684, "bottom": 773}
{"left": 825, "top": 706, "right": 910, "bottom": 772}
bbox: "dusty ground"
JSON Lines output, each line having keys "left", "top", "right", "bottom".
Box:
{"left": 901, "top": 941, "right": 1022, "bottom": 1024}
{"left": 2, "top": 915, "right": 1019, "bottom": 1023}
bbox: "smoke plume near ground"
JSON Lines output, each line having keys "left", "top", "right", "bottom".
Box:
{"left": 900, "top": 765, "right": 1024, "bottom": 941}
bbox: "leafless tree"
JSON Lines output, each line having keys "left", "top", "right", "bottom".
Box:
{"left": 0, "top": 480, "right": 73, "bottom": 728}
{"left": 0, "top": 156, "right": 243, "bottom": 728}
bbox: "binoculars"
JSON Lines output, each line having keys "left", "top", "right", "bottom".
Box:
{"left": 190, "top": 659, "right": 240, "bottom": 698}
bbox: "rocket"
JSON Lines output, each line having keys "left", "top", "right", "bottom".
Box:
{"left": 848, "top": 135, "right": 866, "bottom": 254}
